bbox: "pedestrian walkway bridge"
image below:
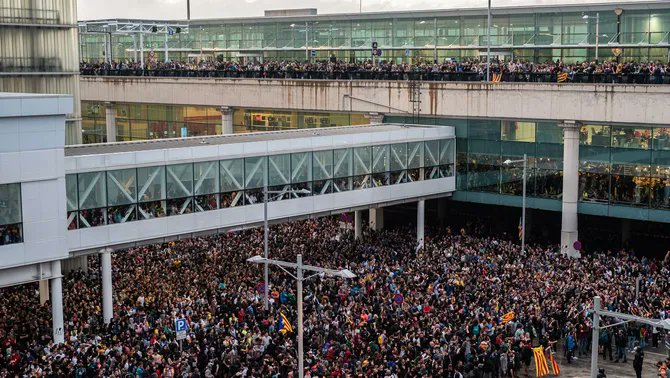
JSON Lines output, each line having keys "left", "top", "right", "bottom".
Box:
{"left": 64, "top": 124, "right": 455, "bottom": 254}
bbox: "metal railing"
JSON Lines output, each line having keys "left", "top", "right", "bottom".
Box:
{"left": 0, "top": 58, "right": 63, "bottom": 73}
{"left": 0, "top": 7, "right": 61, "bottom": 25}
{"left": 79, "top": 68, "right": 670, "bottom": 84}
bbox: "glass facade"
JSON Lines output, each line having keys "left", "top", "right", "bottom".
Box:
{"left": 387, "top": 116, "right": 670, "bottom": 217}
{"left": 0, "top": 183, "right": 22, "bottom": 246}
{"left": 79, "top": 6, "right": 670, "bottom": 64}
{"left": 65, "top": 139, "right": 455, "bottom": 229}
{"left": 81, "top": 101, "right": 370, "bottom": 143}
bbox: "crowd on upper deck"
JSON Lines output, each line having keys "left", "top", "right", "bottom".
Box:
{"left": 79, "top": 58, "right": 670, "bottom": 84}
{"left": 0, "top": 217, "right": 669, "bottom": 377}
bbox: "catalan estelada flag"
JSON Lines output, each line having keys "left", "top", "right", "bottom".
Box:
{"left": 549, "top": 353, "right": 561, "bottom": 375}
{"left": 501, "top": 311, "right": 515, "bottom": 324}
{"left": 278, "top": 312, "right": 293, "bottom": 334}
{"left": 533, "top": 346, "right": 550, "bottom": 377}
{"left": 492, "top": 73, "right": 502, "bottom": 83}
{"left": 518, "top": 217, "right": 523, "bottom": 241}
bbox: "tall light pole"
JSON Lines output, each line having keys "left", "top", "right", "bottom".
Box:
{"left": 486, "top": 0, "right": 492, "bottom": 82}
{"left": 504, "top": 153, "right": 527, "bottom": 253}
{"left": 247, "top": 255, "right": 356, "bottom": 378}
{"left": 262, "top": 184, "right": 311, "bottom": 311}
{"left": 583, "top": 13, "right": 600, "bottom": 62}
{"left": 187, "top": 0, "right": 191, "bottom": 20}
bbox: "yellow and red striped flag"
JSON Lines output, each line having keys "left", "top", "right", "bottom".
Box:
{"left": 550, "top": 353, "right": 561, "bottom": 375}
{"left": 501, "top": 311, "right": 515, "bottom": 324}
{"left": 533, "top": 346, "right": 550, "bottom": 377}
{"left": 557, "top": 72, "right": 568, "bottom": 83}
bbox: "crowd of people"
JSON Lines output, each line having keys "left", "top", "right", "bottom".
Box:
{"left": 79, "top": 59, "right": 670, "bottom": 84}
{"left": 0, "top": 217, "right": 669, "bottom": 377}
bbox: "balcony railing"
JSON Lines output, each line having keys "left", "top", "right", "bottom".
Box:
{"left": 79, "top": 68, "right": 670, "bottom": 84}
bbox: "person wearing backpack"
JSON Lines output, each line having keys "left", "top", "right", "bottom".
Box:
{"left": 600, "top": 328, "right": 613, "bottom": 361}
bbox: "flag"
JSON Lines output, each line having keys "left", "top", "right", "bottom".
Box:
{"left": 492, "top": 73, "right": 502, "bottom": 83}
{"left": 501, "top": 311, "right": 515, "bottom": 324}
{"left": 278, "top": 312, "right": 293, "bottom": 334}
{"left": 557, "top": 72, "right": 568, "bottom": 83}
{"left": 518, "top": 217, "right": 523, "bottom": 241}
{"left": 549, "top": 353, "right": 560, "bottom": 375}
{"left": 533, "top": 346, "right": 550, "bottom": 377}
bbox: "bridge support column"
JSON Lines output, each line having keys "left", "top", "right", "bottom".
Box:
{"left": 100, "top": 248, "right": 114, "bottom": 324}
{"left": 417, "top": 200, "right": 425, "bottom": 247}
{"left": 105, "top": 102, "right": 116, "bottom": 143}
{"left": 51, "top": 260, "right": 64, "bottom": 344}
{"left": 221, "top": 106, "right": 233, "bottom": 134}
{"left": 354, "top": 210, "right": 362, "bottom": 239}
{"left": 39, "top": 280, "right": 49, "bottom": 305}
{"left": 560, "top": 120, "right": 581, "bottom": 258}
{"left": 367, "top": 112, "right": 384, "bottom": 124}
{"left": 369, "top": 207, "right": 384, "bottom": 231}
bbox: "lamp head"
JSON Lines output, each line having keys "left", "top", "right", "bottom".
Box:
{"left": 247, "top": 255, "right": 265, "bottom": 263}
{"left": 503, "top": 159, "right": 512, "bottom": 165}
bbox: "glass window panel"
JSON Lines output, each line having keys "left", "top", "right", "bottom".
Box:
{"left": 0, "top": 183, "right": 21, "bottom": 226}
{"left": 333, "top": 149, "right": 352, "bottom": 178}
{"left": 194, "top": 161, "right": 219, "bottom": 195}
{"left": 611, "top": 163, "right": 651, "bottom": 207}
{"left": 220, "top": 159, "right": 244, "bottom": 192}
{"left": 353, "top": 146, "right": 371, "bottom": 175}
{"left": 578, "top": 161, "right": 610, "bottom": 203}
{"left": 291, "top": 152, "right": 312, "bottom": 183}
{"left": 580, "top": 125, "right": 611, "bottom": 146}
{"left": 424, "top": 140, "right": 440, "bottom": 167}
{"left": 501, "top": 121, "right": 536, "bottom": 142}
{"left": 78, "top": 172, "right": 107, "bottom": 209}
{"left": 245, "top": 156, "right": 267, "bottom": 189}
{"left": 166, "top": 164, "right": 194, "bottom": 199}
{"left": 372, "top": 145, "right": 389, "bottom": 173}
{"left": 390, "top": 143, "right": 407, "bottom": 171}
{"left": 536, "top": 122, "right": 563, "bottom": 144}
{"left": 440, "top": 139, "right": 455, "bottom": 164}
{"left": 137, "top": 166, "right": 166, "bottom": 202}
{"left": 468, "top": 119, "right": 501, "bottom": 140}
{"left": 107, "top": 169, "right": 137, "bottom": 206}
{"left": 611, "top": 148, "right": 652, "bottom": 165}
{"left": 468, "top": 153, "right": 501, "bottom": 192}
{"left": 66, "top": 174, "right": 78, "bottom": 212}
{"left": 652, "top": 127, "right": 670, "bottom": 150}
{"left": 313, "top": 150, "right": 334, "bottom": 180}
{"left": 407, "top": 142, "right": 423, "bottom": 169}
{"left": 268, "top": 154, "right": 291, "bottom": 186}
{"left": 611, "top": 126, "right": 651, "bottom": 149}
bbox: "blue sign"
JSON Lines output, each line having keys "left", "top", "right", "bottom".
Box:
{"left": 310, "top": 50, "right": 317, "bottom": 57}
{"left": 175, "top": 318, "right": 187, "bottom": 332}
{"left": 573, "top": 241, "right": 582, "bottom": 251}
{"left": 393, "top": 293, "right": 404, "bottom": 305}
{"left": 405, "top": 48, "right": 411, "bottom": 57}
{"left": 180, "top": 127, "right": 187, "bottom": 138}
{"left": 168, "top": 29, "right": 174, "bottom": 36}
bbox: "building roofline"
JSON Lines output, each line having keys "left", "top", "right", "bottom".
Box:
{"left": 78, "top": 0, "right": 670, "bottom": 25}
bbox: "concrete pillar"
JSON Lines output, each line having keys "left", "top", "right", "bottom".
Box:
{"left": 50, "top": 260, "right": 64, "bottom": 344}
{"left": 105, "top": 102, "right": 116, "bottom": 143}
{"left": 417, "top": 200, "right": 425, "bottom": 247}
{"left": 369, "top": 207, "right": 384, "bottom": 231}
{"left": 354, "top": 210, "right": 362, "bottom": 239}
{"left": 437, "top": 197, "right": 447, "bottom": 227}
{"left": 61, "top": 256, "right": 89, "bottom": 274}
{"left": 560, "top": 121, "right": 581, "bottom": 258}
{"left": 367, "top": 112, "right": 384, "bottom": 124}
{"left": 221, "top": 106, "right": 233, "bottom": 134}
{"left": 100, "top": 248, "right": 113, "bottom": 324}
{"left": 39, "top": 280, "right": 49, "bottom": 305}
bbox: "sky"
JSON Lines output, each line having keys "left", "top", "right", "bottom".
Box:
{"left": 77, "top": 0, "right": 650, "bottom": 20}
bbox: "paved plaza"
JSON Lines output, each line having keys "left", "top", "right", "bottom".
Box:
{"left": 546, "top": 345, "right": 668, "bottom": 378}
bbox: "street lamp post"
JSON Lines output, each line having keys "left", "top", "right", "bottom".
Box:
{"left": 262, "top": 183, "right": 311, "bottom": 311}
{"left": 583, "top": 13, "right": 600, "bottom": 62}
{"left": 503, "top": 154, "right": 527, "bottom": 253}
{"left": 247, "top": 255, "right": 356, "bottom": 378}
